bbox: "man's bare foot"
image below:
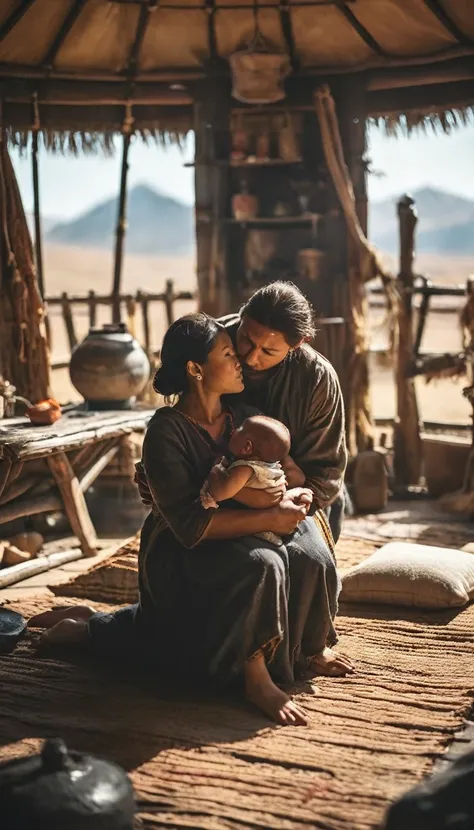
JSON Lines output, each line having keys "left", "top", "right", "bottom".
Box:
{"left": 244, "top": 654, "right": 308, "bottom": 726}
{"left": 28, "top": 605, "right": 95, "bottom": 629}
{"left": 308, "top": 647, "right": 354, "bottom": 677}
{"left": 37, "top": 619, "right": 89, "bottom": 651}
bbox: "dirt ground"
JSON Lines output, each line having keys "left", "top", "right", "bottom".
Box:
{"left": 43, "top": 244, "right": 473, "bottom": 424}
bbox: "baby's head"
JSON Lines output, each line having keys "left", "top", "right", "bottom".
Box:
{"left": 229, "top": 415, "right": 290, "bottom": 463}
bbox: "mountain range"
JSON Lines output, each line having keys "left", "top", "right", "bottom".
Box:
{"left": 39, "top": 183, "right": 474, "bottom": 257}
{"left": 369, "top": 187, "right": 474, "bottom": 254}
{"left": 46, "top": 184, "right": 194, "bottom": 255}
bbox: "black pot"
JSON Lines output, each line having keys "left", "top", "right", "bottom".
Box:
{"left": 0, "top": 609, "right": 26, "bottom": 654}
{"left": 69, "top": 323, "right": 150, "bottom": 410}
{"left": 0, "top": 738, "right": 136, "bottom": 830}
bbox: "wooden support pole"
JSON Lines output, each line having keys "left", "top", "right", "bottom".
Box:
{"left": 88, "top": 289, "right": 97, "bottom": 328}
{"left": 138, "top": 291, "right": 151, "bottom": 356}
{"left": 61, "top": 292, "right": 77, "bottom": 351}
{"left": 194, "top": 75, "right": 232, "bottom": 316}
{"left": 112, "top": 126, "right": 132, "bottom": 324}
{"left": 164, "top": 279, "right": 174, "bottom": 327}
{"left": 31, "top": 105, "right": 44, "bottom": 300}
{"left": 393, "top": 194, "right": 423, "bottom": 486}
{"left": 79, "top": 444, "right": 118, "bottom": 493}
{"left": 47, "top": 451, "right": 99, "bottom": 556}
{"left": 413, "top": 276, "right": 431, "bottom": 356}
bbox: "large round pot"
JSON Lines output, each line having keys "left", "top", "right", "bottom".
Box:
{"left": 0, "top": 738, "right": 135, "bottom": 829}
{"left": 69, "top": 323, "right": 150, "bottom": 409}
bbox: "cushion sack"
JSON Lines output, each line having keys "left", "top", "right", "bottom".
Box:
{"left": 340, "top": 542, "right": 474, "bottom": 609}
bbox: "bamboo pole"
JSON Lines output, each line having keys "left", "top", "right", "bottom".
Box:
{"left": 112, "top": 110, "right": 133, "bottom": 324}
{"left": 393, "top": 194, "right": 423, "bottom": 486}
{"left": 31, "top": 98, "right": 44, "bottom": 300}
{"left": 0, "top": 548, "right": 84, "bottom": 590}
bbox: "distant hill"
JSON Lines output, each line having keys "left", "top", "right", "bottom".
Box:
{"left": 370, "top": 187, "right": 474, "bottom": 254}
{"left": 46, "top": 184, "right": 194, "bottom": 255}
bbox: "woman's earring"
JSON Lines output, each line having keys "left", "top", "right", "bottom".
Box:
{"left": 196, "top": 374, "right": 202, "bottom": 381}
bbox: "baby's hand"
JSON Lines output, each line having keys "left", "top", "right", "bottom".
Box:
{"left": 262, "top": 472, "right": 287, "bottom": 505}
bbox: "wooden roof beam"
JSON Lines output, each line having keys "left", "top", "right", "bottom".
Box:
{"left": 423, "top": 0, "right": 473, "bottom": 47}
{"left": 205, "top": 0, "right": 218, "bottom": 62}
{"left": 127, "top": 1, "right": 157, "bottom": 77}
{"left": 42, "top": 0, "right": 88, "bottom": 71}
{"left": 279, "top": 2, "right": 299, "bottom": 71}
{"left": 0, "top": 0, "right": 37, "bottom": 44}
{"left": 336, "top": 1, "right": 388, "bottom": 58}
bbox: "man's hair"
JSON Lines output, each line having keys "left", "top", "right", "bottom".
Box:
{"left": 240, "top": 281, "right": 316, "bottom": 347}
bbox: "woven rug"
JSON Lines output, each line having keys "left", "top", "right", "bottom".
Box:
{"left": 1, "top": 556, "right": 473, "bottom": 828}
{"left": 50, "top": 535, "right": 140, "bottom": 604}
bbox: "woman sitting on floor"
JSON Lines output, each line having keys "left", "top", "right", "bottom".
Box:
{"left": 29, "top": 305, "right": 353, "bottom": 726}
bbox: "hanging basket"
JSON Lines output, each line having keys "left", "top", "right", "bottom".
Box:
{"left": 229, "top": 32, "right": 291, "bottom": 105}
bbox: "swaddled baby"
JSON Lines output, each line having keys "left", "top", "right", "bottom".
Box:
{"left": 200, "top": 414, "right": 291, "bottom": 546}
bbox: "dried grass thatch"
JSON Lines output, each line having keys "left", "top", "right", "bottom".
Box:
{"left": 7, "top": 126, "right": 191, "bottom": 157}
{"left": 369, "top": 105, "right": 474, "bottom": 137}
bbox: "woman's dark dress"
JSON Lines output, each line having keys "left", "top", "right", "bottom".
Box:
{"left": 89, "top": 401, "right": 340, "bottom": 687}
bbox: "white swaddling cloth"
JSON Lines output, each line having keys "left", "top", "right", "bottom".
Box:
{"left": 200, "top": 459, "right": 285, "bottom": 546}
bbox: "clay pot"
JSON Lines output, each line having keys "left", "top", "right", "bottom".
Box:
{"left": 256, "top": 132, "right": 270, "bottom": 160}
{"left": 232, "top": 187, "right": 258, "bottom": 221}
{"left": 8, "top": 532, "right": 44, "bottom": 556}
{"left": 69, "top": 323, "right": 150, "bottom": 409}
{"left": 0, "top": 738, "right": 135, "bottom": 829}
{"left": 278, "top": 114, "right": 300, "bottom": 161}
{"left": 297, "top": 249, "right": 325, "bottom": 281}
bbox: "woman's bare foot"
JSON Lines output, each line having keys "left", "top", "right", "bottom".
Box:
{"left": 308, "top": 647, "right": 354, "bottom": 677}
{"left": 28, "top": 605, "right": 95, "bottom": 629}
{"left": 37, "top": 619, "right": 89, "bottom": 651}
{"left": 244, "top": 654, "right": 308, "bottom": 726}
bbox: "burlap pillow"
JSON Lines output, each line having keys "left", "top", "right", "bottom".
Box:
{"left": 340, "top": 542, "right": 474, "bottom": 609}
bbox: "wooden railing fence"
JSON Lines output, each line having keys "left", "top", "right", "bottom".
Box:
{"left": 44, "top": 276, "right": 467, "bottom": 373}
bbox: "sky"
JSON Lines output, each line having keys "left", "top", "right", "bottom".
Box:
{"left": 10, "top": 122, "right": 474, "bottom": 222}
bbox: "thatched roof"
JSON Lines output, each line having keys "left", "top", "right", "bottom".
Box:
{"left": 0, "top": 0, "right": 473, "bottom": 143}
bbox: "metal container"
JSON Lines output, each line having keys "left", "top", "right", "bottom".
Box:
{"left": 69, "top": 323, "right": 150, "bottom": 410}
{"left": 0, "top": 738, "right": 135, "bottom": 829}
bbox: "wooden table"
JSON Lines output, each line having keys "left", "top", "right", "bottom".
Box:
{"left": 0, "top": 408, "right": 154, "bottom": 556}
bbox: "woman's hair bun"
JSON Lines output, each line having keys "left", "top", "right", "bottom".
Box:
{"left": 152, "top": 312, "right": 225, "bottom": 399}
{"left": 152, "top": 363, "right": 185, "bottom": 397}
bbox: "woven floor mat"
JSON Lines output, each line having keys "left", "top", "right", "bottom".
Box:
{"left": 1, "top": 587, "right": 473, "bottom": 829}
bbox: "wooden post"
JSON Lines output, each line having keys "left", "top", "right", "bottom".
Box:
{"left": 61, "top": 292, "right": 77, "bottom": 352}
{"left": 31, "top": 117, "right": 44, "bottom": 299}
{"left": 333, "top": 81, "right": 373, "bottom": 454}
{"left": 88, "top": 289, "right": 97, "bottom": 328}
{"left": 112, "top": 108, "right": 133, "bottom": 324}
{"left": 164, "top": 279, "right": 174, "bottom": 327}
{"left": 393, "top": 194, "right": 423, "bottom": 486}
{"left": 47, "top": 451, "right": 99, "bottom": 556}
{"left": 194, "top": 74, "right": 231, "bottom": 316}
{"left": 31, "top": 95, "right": 52, "bottom": 352}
